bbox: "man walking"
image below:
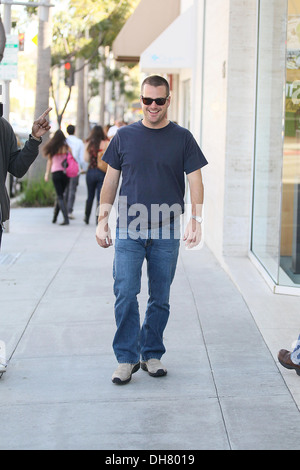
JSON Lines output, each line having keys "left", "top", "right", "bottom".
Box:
{"left": 96, "top": 75, "right": 208, "bottom": 385}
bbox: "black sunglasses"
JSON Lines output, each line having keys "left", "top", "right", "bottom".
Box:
{"left": 141, "top": 96, "right": 169, "bottom": 106}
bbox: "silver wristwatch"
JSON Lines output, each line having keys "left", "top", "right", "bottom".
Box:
{"left": 191, "top": 215, "right": 203, "bottom": 224}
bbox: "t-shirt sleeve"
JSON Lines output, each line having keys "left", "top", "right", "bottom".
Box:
{"left": 184, "top": 132, "right": 208, "bottom": 175}
{"left": 102, "top": 134, "right": 121, "bottom": 170}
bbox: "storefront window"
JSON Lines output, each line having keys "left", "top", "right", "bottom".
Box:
{"left": 280, "top": 0, "right": 300, "bottom": 286}
{"left": 252, "top": 0, "right": 300, "bottom": 289}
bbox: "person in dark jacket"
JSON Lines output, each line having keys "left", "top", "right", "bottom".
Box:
{"left": 0, "top": 107, "right": 52, "bottom": 248}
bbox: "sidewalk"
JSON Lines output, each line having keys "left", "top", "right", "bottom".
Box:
{"left": 0, "top": 178, "right": 300, "bottom": 450}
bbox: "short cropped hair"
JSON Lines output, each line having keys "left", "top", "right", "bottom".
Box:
{"left": 141, "top": 75, "right": 170, "bottom": 96}
{"left": 67, "top": 124, "right": 75, "bottom": 135}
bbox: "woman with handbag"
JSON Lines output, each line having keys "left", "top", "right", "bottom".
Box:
{"left": 84, "top": 125, "right": 109, "bottom": 224}
{"left": 44, "top": 129, "right": 74, "bottom": 225}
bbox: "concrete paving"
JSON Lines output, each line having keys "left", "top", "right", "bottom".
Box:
{"left": 0, "top": 178, "right": 300, "bottom": 450}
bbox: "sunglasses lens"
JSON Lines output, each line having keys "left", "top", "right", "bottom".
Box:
{"left": 142, "top": 97, "right": 153, "bottom": 105}
{"left": 142, "top": 97, "right": 168, "bottom": 106}
{"left": 155, "top": 98, "right": 167, "bottom": 105}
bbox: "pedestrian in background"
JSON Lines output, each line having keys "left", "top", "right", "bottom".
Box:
{"left": 96, "top": 75, "right": 208, "bottom": 385}
{"left": 65, "top": 124, "right": 85, "bottom": 219}
{"left": 0, "top": 107, "right": 52, "bottom": 249}
{"left": 84, "top": 125, "right": 108, "bottom": 225}
{"left": 44, "top": 129, "right": 71, "bottom": 226}
{"left": 278, "top": 335, "right": 300, "bottom": 376}
{"left": 107, "top": 120, "right": 124, "bottom": 140}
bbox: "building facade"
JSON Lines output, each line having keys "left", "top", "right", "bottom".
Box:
{"left": 114, "top": 0, "right": 300, "bottom": 295}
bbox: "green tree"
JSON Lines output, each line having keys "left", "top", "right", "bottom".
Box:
{"left": 50, "top": 0, "right": 139, "bottom": 129}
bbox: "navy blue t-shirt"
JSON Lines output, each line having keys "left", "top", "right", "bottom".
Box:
{"left": 103, "top": 120, "right": 208, "bottom": 228}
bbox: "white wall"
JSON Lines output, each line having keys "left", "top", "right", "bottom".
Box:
{"left": 223, "top": 0, "right": 257, "bottom": 256}
{"left": 197, "top": 0, "right": 257, "bottom": 260}
{"left": 200, "top": 0, "right": 231, "bottom": 261}
{"left": 180, "top": 0, "right": 194, "bottom": 14}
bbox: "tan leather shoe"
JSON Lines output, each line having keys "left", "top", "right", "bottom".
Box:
{"left": 278, "top": 349, "right": 300, "bottom": 376}
{"left": 141, "top": 359, "right": 167, "bottom": 377}
{"left": 112, "top": 362, "right": 140, "bottom": 385}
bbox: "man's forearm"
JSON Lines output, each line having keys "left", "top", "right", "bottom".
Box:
{"left": 98, "top": 167, "right": 120, "bottom": 224}
{"left": 188, "top": 169, "right": 204, "bottom": 217}
{"left": 96, "top": 167, "right": 120, "bottom": 248}
{"left": 183, "top": 169, "right": 204, "bottom": 249}
{"left": 8, "top": 139, "right": 40, "bottom": 178}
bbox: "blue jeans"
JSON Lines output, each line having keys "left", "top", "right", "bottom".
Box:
{"left": 86, "top": 169, "right": 105, "bottom": 208}
{"left": 112, "top": 225, "right": 180, "bottom": 364}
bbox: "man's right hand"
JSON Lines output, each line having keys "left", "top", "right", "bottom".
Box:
{"left": 96, "top": 221, "right": 113, "bottom": 248}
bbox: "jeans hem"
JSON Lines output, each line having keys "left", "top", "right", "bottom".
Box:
{"left": 141, "top": 355, "right": 163, "bottom": 362}
{"left": 116, "top": 359, "right": 140, "bottom": 365}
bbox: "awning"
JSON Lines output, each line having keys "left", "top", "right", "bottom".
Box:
{"left": 140, "top": 6, "right": 195, "bottom": 73}
{"left": 112, "top": 0, "right": 180, "bottom": 63}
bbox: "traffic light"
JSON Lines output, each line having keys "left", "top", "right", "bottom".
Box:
{"left": 64, "top": 62, "right": 74, "bottom": 87}
{"left": 18, "top": 33, "right": 25, "bottom": 51}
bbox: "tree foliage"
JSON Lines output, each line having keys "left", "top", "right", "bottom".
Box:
{"left": 50, "top": 0, "right": 140, "bottom": 125}
{"left": 51, "top": 0, "right": 139, "bottom": 69}
{"left": 24, "top": 0, "right": 140, "bottom": 128}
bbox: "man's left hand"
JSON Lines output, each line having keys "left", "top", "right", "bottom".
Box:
{"left": 31, "top": 107, "right": 52, "bottom": 139}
